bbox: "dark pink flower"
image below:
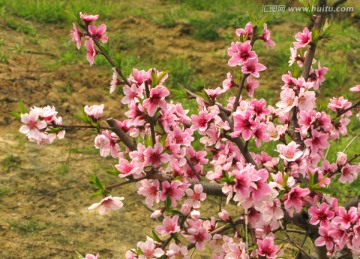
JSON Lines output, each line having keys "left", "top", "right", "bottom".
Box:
{"left": 232, "top": 111, "right": 256, "bottom": 141}
{"left": 315, "top": 226, "right": 335, "bottom": 251}
{"left": 88, "top": 24, "right": 108, "bottom": 43}
{"left": 137, "top": 237, "right": 164, "bottom": 258}
{"left": 332, "top": 207, "right": 358, "bottom": 230}
{"left": 191, "top": 111, "right": 213, "bottom": 132}
{"left": 304, "top": 129, "right": 329, "bottom": 153}
{"left": 308, "top": 203, "right": 335, "bottom": 226}
{"left": 293, "top": 27, "right": 312, "bottom": 49}
{"left": 284, "top": 186, "right": 310, "bottom": 216}
{"left": 223, "top": 72, "right": 236, "bottom": 90}
{"left": 79, "top": 12, "right": 99, "bottom": 23}
{"left": 160, "top": 180, "right": 188, "bottom": 207}
{"left": 70, "top": 23, "right": 82, "bottom": 49}
{"left": 260, "top": 24, "right": 275, "bottom": 47}
{"left": 137, "top": 179, "right": 160, "bottom": 206}
{"left": 143, "top": 143, "right": 170, "bottom": 168}
{"left": 85, "top": 38, "right": 96, "bottom": 66}
{"left": 155, "top": 215, "right": 180, "bottom": 236}
{"left": 228, "top": 40, "right": 257, "bottom": 67}
{"left": 236, "top": 22, "right": 253, "bottom": 38}
{"left": 242, "top": 57, "right": 266, "bottom": 78}
{"left": 142, "top": 86, "right": 170, "bottom": 117}
{"left": 257, "top": 237, "right": 279, "bottom": 259}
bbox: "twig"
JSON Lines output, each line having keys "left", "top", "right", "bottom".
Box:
{"left": 107, "top": 118, "right": 137, "bottom": 151}
{"left": 343, "top": 134, "right": 359, "bottom": 152}
{"left": 279, "top": 221, "right": 314, "bottom": 259}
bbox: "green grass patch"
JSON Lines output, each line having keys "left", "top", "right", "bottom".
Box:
{"left": 8, "top": 219, "right": 47, "bottom": 235}
{"left": 2, "top": 154, "right": 21, "bottom": 172}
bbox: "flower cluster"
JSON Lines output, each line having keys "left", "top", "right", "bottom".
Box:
{"left": 16, "top": 12, "right": 360, "bottom": 259}
{"left": 19, "top": 105, "right": 65, "bottom": 145}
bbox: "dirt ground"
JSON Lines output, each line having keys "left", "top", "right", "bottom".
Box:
{"left": 0, "top": 12, "right": 234, "bottom": 258}
{"left": 0, "top": 4, "right": 359, "bottom": 259}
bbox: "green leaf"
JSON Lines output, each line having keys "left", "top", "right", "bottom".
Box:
{"left": 9, "top": 111, "right": 21, "bottom": 119}
{"left": 152, "top": 230, "right": 161, "bottom": 242}
{"left": 170, "top": 210, "right": 183, "bottom": 216}
{"left": 311, "top": 187, "right": 333, "bottom": 195}
{"left": 170, "top": 87, "right": 187, "bottom": 100}
{"left": 19, "top": 100, "right": 26, "bottom": 114}
{"left": 75, "top": 251, "right": 84, "bottom": 259}
{"left": 106, "top": 168, "right": 120, "bottom": 176}
{"left": 165, "top": 196, "right": 171, "bottom": 211}
{"left": 90, "top": 189, "right": 103, "bottom": 198}
{"left": 74, "top": 114, "right": 88, "bottom": 123}
{"left": 195, "top": 90, "right": 211, "bottom": 103}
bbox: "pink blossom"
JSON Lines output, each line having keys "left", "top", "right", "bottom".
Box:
{"left": 297, "top": 89, "right": 316, "bottom": 111}
{"left": 232, "top": 111, "right": 256, "bottom": 141}
{"left": 143, "top": 143, "right": 170, "bottom": 167}
{"left": 84, "top": 104, "right": 104, "bottom": 120}
{"left": 115, "top": 158, "right": 142, "bottom": 178}
{"left": 142, "top": 86, "right": 169, "bottom": 117}
{"left": 332, "top": 207, "right": 358, "bottom": 230}
{"left": 313, "top": 62, "right": 328, "bottom": 90}
{"left": 88, "top": 24, "right": 108, "bottom": 43}
{"left": 155, "top": 215, "right": 180, "bottom": 236}
{"left": 218, "top": 209, "right": 230, "bottom": 222}
{"left": 257, "top": 237, "right": 279, "bottom": 259}
{"left": 185, "top": 184, "right": 206, "bottom": 209}
{"left": 304, "top": 129, "right": 329, "bottom": 153}
{"left": 70, "top": 23, "right": 82, "bottom": 49}
{"left": 350, "top": 85, "right": 360, "bottom": 92}
{"left": 19, "top": 109, "right": 47, "bottom": 139}
{"left": 242, "top": 57, "right": 266, "bottom": 78}
{"left": 276, "top": 141, "right": 303, "bottom": 162}
{"left": 187, "top": 222, "right": 211, "bottom": 250}
{"left": 122, "top": 84, "right": 144, "bottom": 105}
{"left": 260, "top": 24, "right": 275, "bottom": 47}
{"left": 315, "top": 226, "right": 335, "bottom": 251}
{"left": 84, "top": 254, "right": 99, "bottom": 259}
{"left": 336, "top": 152, "right": 347, "bottom": 166}
{"left": 79, "top": 12, "right": 99, "bottom": 23}
{"left": 328, "top": 97, "right": 352, "bottom": 116}
{"left": 284, "top": 186, "right": 310, "bottom": 216}
{"left": 85, "top": 39, "right": 96, "bottom": 66}
{"left": 137, "top": 179, "right": 160, "bottom": 206}
{"left": 293, "top": 27, "right": 312, "bottom": 49}
{"left": 236, "top": 22, "right": 253, "bottom": 38}
{"left": 223, "top": 72, "right": 236, "bottom": 90}
{"left": 276, "top": 88, "right": 297, "bottom": 113}
{"left": 245, "top": 76, "right": 259, "bottom": 97}
{"left": 94, "top": 131, "right": 119, "bottom": 158}
{"left": 191, "top": 111, "right": 213, "bottom": 132}
{"left": 137, "top": 237, "right": 164, "bottom": 259}
{"left": 252, "top": 122, "right": 270, "bottom": 147}
{"left": 166, "top": 243, "right": 189, "bottom": 259}
{"left": 110, "top": 67, "right": 121, "bottom": 93}
{"left": 308, "top": 203, "right": 335, "bottom": 226}
{"left": 88, "top": 196, "right": 124, "bottom": 215}
{"left": 339, "top": 164, "right": 359, "bottom": 184}
{"left": 228, "top": 40, "right": 257, "bottom": 67}
{"left": 205, "top": 87, "right": 225, "bottom": 100}
{"left": 160, "top": 180, "right": 188, "bottom": 207}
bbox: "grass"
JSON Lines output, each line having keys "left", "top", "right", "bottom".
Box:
{"left": 8, "top": 219, "right": 47, "bottom": 235}
{"left": 2, "top": 154, "right": 21, "bottom": 172}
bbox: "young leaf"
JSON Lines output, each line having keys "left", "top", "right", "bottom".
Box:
{"left": 19, "top": 100, "right": 26, "bottom": 114}
{"left": 9, "top": 111, "right": 21, "bottom": 119}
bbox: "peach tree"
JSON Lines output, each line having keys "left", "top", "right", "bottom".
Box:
{"left": 14, "top": 6, "right": 360, "bottom": 259}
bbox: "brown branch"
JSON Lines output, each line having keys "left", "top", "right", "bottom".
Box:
{"left": 106, "top": 118, "right": 136, "bottom": 151}
{"left": 79, "top": 23, "right": 130, "bottom": 86}
{"left": 232, "top": 74, "right": 249, "bottom": 112}
{"left": 336, "top": 100, "right": 360, "bottom": 118}
{"left": 223, "top": 135, "right": 258, "bottom": 169}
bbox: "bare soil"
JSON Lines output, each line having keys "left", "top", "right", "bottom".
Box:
{"left": 0, "top": 5, "right": 359, "bottom": 259}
